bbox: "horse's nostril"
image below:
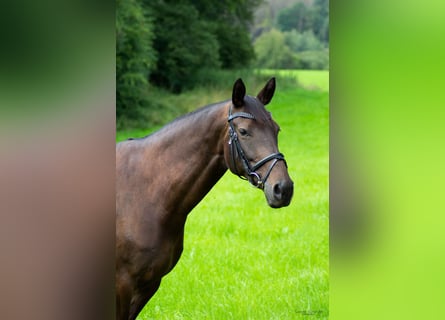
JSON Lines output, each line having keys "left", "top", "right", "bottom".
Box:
{"left": 273, "top": 183, "right": 282, "bottom": 198}
{"left": 272, "top": 180, "right": 294, "bottom": 203}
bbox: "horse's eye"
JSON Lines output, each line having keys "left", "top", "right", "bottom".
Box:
{"left": 239, "top": 128, "right": 248, "bottom": 136}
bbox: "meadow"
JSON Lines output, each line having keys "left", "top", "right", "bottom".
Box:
{"left": 117, "top": 70, "right": 329, "bottom": 319}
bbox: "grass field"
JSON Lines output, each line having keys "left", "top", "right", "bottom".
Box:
{"left": 117, "top": 70, "right": 329, "bottom": 319}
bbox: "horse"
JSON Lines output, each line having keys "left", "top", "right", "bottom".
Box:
{"left": 116, "top": 78, "right": 294, "bottom": 320}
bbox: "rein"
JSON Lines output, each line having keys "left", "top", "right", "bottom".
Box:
{"left": 227, "top": 105, "right": 286, "bottom": 189}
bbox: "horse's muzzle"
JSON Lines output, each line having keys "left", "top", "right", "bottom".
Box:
{"left": 265, "top": 179, "right": 294, "bottom": 208}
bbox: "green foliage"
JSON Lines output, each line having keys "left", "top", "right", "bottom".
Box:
{"left": 252, "top": 0, "right": 329, "bottom": 70}
{"left": 115, "top": 0, "right": 329, "bottom": 129}
{"left": 116, "top": 0, "right": 156, "bottom": 122}
{"left": 116, "top": 0, "right": 260, "bottom": 128}
{"left": 285, "top": 29, "right": 324, "bottom": 52}
{"left": 144, "top": 0, "right": 259, "bottom": 92}
{"left": 148, "top": 2, "right": 221, "bottom": 92}
{"left": 277, "top": 2, "right": 314, "bottom": 33}
{"left": 191, "top": 0, "right": 261, "bottom": 29}
{"left": 295, "top": 50, "right": 329, "bottom": 70}
{"left": 254, "top": 29, "right": 296, "bottom": 69}
{"left": 216, "top": 25, "right": 255, "bottom": 69}
{"left": 183, "top": 0, "right": 261, "bottom": 70}
{"left": 116, "top": 69, "right": 300, "bottom": 132}
{"left": 312, "top": 0, "right": 329, "bottom": 43}
{"left": 276, "top": 0, "right": 329, "bottom": 47}
{"left": 254, "top": 29, "right": 329, "bottom": 70}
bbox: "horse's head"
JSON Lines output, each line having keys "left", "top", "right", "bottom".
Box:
{"left": 224, "top": 78, "right": 293, "bottom": 208}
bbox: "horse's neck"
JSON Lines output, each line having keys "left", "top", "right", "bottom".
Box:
{"left": 147, "top": 102, "right": 230, "bottom": 217}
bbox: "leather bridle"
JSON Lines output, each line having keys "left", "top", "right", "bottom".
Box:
{"left": 227, "top": 105, "right": 286, "bottom": 189}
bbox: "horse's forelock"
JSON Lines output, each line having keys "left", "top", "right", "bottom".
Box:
{"left": 243, "top": 95, "right": 272, "bottom": 122}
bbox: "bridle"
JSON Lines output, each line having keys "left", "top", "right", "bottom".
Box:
{"left": 227, "top": 105, "right": 286, "bottom": 189}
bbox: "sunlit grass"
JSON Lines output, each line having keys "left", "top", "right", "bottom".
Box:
{"left": 260, "top": 69, "right": 329, "bottom": 92}
{"left": 117, "top": 70, "right": 329, "bottom": 319}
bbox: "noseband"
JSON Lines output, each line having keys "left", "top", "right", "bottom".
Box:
{"left": 227, "top": 106, "right": 286, "bottom": 189}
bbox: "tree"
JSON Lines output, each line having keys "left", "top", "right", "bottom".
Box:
{"left": 277, "top": 2, "right": 314, "bottom": 33}
{"left": 116, "top": 0, "right": 156, "bottom": 119}
{"left": 284, "top": 29, "right": 324, "bottom": 52}
{"left": 147, "top": 2, "right": 221, "bottom": 92}
{"left": 188, "top": 0, "right": 262, "bottom": 68}
{"left": 254, "top": 29, "right": 296, "bottom": 69}
{"left": 216, "top": 24, "right": 255, "bottom": 69}
{"left": 146, "top": 0, "right": 260, "bottom": 91}
{"left": 312, "top": 0, "right": 329, "bottom": 43}
{"left": 275, "top": 0, "right": 329, "bottom": 45}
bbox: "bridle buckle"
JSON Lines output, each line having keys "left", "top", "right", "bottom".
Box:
{"left": 248, "top": 172, "right": 263, "bottom": 189}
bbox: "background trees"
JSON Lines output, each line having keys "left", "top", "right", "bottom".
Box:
{"left": 116, "top": 0, "right": 329, "bottom": 126}
{"left": 139, "top": 0, "right": 260, "bottom": 92}
{"left": 116, "top": 0, "right": 156, "bottom": 121}
{"left": 147, "top": 1, "right": 221, "bottom": 93}
{"left": 253, "top": 0, "right": 329, "bottom": 70}
{"left": 117, "top": 0, "right": 260, "bottom": 122}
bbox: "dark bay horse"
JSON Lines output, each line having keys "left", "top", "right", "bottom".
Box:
{"left": 116, "top": 78, "right": 293, "bottom": 320}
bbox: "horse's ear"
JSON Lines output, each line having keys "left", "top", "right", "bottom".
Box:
{"left": 257, "top": 77, "right": 276, "bottom": 105}
{"left": 232, "top": 78, "right": 246, "bottom": 108}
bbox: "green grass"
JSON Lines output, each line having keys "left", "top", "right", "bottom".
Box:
{"left": 117, "top": 70, "right": 329, "bottom": 319}
{"left": 259, "top": 69, "right": 329, "bottom": 92}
